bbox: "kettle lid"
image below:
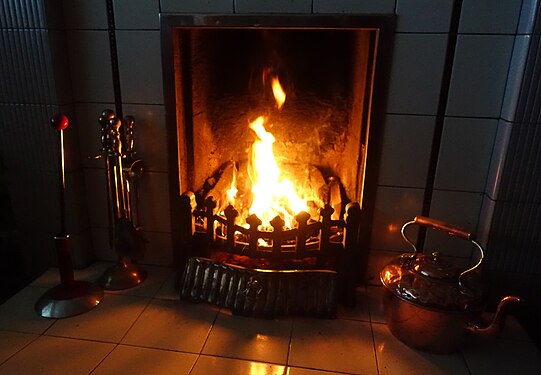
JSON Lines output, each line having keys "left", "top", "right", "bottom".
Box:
{"left": 380, "top": 253, "right": 483, "bottom": 311}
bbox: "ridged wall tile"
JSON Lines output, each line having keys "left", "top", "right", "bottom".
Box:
{"left": 0, "top": 30, "right": 55, "bottom": 104}
{"left": 501, "top": 36, "right": 532, "bottom": 122}
{"left": 518, "top": 0, "right": 539, "bottom": 34}
{"left": 485, "top": 120, "right": 513, "bottom": 200}
{"left": 0, "top": 0, "right": 45, "bottom": 29}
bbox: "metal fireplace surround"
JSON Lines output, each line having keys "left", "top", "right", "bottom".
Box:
{"left": 161, "top": 14, "right": 394, "bottom": 318}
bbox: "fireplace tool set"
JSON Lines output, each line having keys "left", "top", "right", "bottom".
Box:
{"left": 93, "top": 110, "right": 147, "bottom": 290}
{"left": 35, "top": 112, "right": 147, "bottom": 319}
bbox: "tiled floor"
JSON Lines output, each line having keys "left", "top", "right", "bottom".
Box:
{"left": 0, "top": 262, "right": 540, "bottom": 375}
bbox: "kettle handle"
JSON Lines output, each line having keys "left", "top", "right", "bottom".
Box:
{"left": 401, "top": 216, "right": 484, "bottom": 292}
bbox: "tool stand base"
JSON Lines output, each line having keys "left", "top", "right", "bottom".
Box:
{"left": 99, "top": 262, "right": 147, "bottom": 290}
{"left": 35, "top": 281, "right": 104, "bottom": 319}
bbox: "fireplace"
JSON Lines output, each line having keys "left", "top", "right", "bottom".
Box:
{"left": 160, "top": 15, "right": 394, "bottom": 315}
{"left": 4, "top": 0, "right": 541, "bottom": 329}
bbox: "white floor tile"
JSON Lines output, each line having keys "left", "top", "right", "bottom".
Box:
{"left": 372, "top": 323, "right": 470, "bottom": 375}
{"left": 191, "top": 355, "right": 286, "bottom": 375}
{"left": 286, "top": 366, "right": 353, "bottom": 375}
{"left": 202, "top": 311, "right": 292, "bottom": 364}
{"left": 46, "top": 294, "right": 149, "bottom": 343}
{"left": 366, "top": 286, "right": 386, "bottom": 323}
{"left": 154, "top": 269, "right": 179, "bottom": 300}
{"left": 0, "top": 335, "right": 114, "bottom": 375}
{"left": 0, "top": 331, "right": 38, "bottom": 364}
{"left": 0, "top": 287, "right": 56, "bottom": 334}
{"left": 91, "top": 344, "right": 197, "bottom": 375}
{"left": 121, "top": 299, "right": 218, "bottom": 353}
{"left": 289, "top": 318, "right": 377, "bottom": 375}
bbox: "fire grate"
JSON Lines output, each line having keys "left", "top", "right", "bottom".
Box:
{"left": 178, "top": 191, "right": 362, "bottom": 318}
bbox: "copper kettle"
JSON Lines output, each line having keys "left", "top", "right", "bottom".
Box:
{"left": 380, "top": 216, "right": 522, "bottom": 354}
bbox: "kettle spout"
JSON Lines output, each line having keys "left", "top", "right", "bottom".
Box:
{"left": 467, "top": 296, "right": 523, "bottom": 337}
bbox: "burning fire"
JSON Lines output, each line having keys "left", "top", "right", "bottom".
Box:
{"left": 248, "top": 116, "right": 307, "bottom": 228}
{"left": 225, "top": 73, "right": 322, "bottom": 230}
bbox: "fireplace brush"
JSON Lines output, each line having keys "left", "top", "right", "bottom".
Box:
{"left": 35, "top": 114, "right": 104, "bottom": 318}
{"left": 95, "top": 110, "right": 147, "bottom": 290}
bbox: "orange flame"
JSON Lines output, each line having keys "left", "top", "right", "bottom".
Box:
{"left": 248, "top": 116, "right": 306, "bottom": 228}
{"left": 223, "top": 70, "right": 321, "bottom": 230}
{"left": 271, "top": 76, "right": 286, "bottom": 110}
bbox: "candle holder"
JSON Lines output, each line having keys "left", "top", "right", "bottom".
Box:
{"left": 35, "top": 114, "right": 104, "bottom": 318}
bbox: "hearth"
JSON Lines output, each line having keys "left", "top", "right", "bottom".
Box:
{"left": 161, "top": 15, "right": 394, "bottom": 316}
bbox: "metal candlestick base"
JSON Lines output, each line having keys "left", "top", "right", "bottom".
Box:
{"left": 35, "top": 280, "right": 104, "bottom": 319}
{"left": 99, "top": 261, "right": 147, "bottom": 290}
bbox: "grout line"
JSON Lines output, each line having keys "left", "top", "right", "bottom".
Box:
{"left": 0, "top": 332, "right": 42, "bottom": 367}
{"left": 87, "top": 294, "right": 154, "bottom": 374}
{"left": 369, "top": 320, "right": 382, "bottom": 375}
{"left": 197, "top": 308, "right": 221, "bottom": 356}
{"left": 285, "top": 316, "right": 295, "bottom": 367}
{"left": 188, "top": 353, "right": 288, "bottom": 368}
{"left": 459, "top": 349, "right": 474, "bottom": 375}
{"left": 87, "top": 342, "right": 117, "bottom": 375}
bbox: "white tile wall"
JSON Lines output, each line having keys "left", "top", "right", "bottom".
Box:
{"left": 446, "top": 35, "right": 514, "bottom": 118}
{"left": 434, "top": 117, "right": 498, "bottom": 192}
{"left": 386, "top": 33, "right": 448, "bottom": 115}
{"left": 114, "top": 0, "right": 160, "bottom": 30}
{"left": 235, "top": 0, "right": 312, "bottom": 13}
{"left": 160, "top": 0, "right": 234, "bottom": 13}
{"left": 66, "top": 30, "right": 114, "bottom": 103}
{"left": 370, "top": 186, "right": 424, "bottom": 251}
{"left": 378, "top": 114, "right": 435, "bottom": 188}
{"left": 459, "top": 0, "right": 522, "bottom": 34}
{"left": 122, "top": 104, "right": 168, "bottom": 172}
{"left": 116, "top": 30, "right": 164, "bottom": 104}
{"left": 395, "top": 0, "right": 454, "bottom": 32}
{"left": 313, "top": 0, "right": 396, "bottom": 13}
{"left": 63, "top": 0, "right": 108, "bottom": 30}
{"left": 425, "top": 190, "right": 484, "bottom": 258}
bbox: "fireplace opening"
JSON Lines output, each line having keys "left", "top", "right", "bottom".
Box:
{"left": 161, "top": 15, "right": 394, "bottom": 317}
